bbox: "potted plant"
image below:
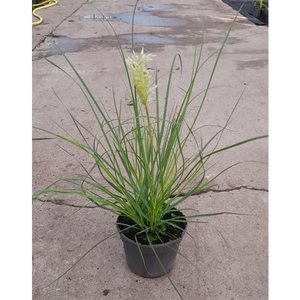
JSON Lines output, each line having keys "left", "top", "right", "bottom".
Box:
{"left": 250, "top": 0, "right": 269, "bottom": 18}
{"left": 33, "top": 3, "right": 267, "bottom": 297}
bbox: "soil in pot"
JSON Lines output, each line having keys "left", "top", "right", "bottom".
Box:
{"left": 117, "top": 208, "right": 187, "bottom": 278}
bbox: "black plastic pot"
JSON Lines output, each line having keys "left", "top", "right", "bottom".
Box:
{"left": 260, "top": 8, "right": 269, "bottom": 26}
{"left": 249, "top": 5, "right": 262, "bottom": 18}
{"left": 117, "top": 212, "right": 186, "bottom": 278}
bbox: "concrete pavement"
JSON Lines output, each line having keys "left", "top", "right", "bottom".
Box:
{"left": 32, "top": 0, "right": 268, "bottom": 299}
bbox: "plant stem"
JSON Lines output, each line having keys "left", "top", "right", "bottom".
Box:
{"left": 144, "top": 102, "right": 156, "bottom": 230}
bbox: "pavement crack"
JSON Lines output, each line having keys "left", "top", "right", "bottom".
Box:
{"left": 204, "top": 186, "right": 268, "bottom": 194}
{"left": 38, "top": 199, "right": 97, "bottom": 208}
{"left": 170, "top": 185, "right": 268, "bottom": 198}
{"left": 38, "top": 186, "right": 268, "bottom": 208}
{"left": 32, "top": 0, "right": 89, "bottom": 51}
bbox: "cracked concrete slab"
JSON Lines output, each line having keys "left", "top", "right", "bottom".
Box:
{"left": 33, "top": 190, "right": 267, "bottom": 299}
{"left": 32, "top": 0, "right": 268, "bottom": 299}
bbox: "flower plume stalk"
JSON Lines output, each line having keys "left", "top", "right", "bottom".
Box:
{"left": 126, "top": 48, "right": 156, "bottom": 163}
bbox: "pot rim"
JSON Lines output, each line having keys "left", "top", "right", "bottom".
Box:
{"left": 117, "top": 223, "right": 186, "bottom": 248}
{"left": 116, "top": 210, "right": 187, "bottom": 247}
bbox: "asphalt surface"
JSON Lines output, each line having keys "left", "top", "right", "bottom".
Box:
{"left": 32, "top": 0, "right": 268, "bottom": 299}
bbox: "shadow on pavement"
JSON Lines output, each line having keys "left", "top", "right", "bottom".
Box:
{"left": 222, "top": 0, "right": 268, "bottom": 26}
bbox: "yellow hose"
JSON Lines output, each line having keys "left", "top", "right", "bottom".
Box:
{"left": 32, "top": 0, "right": 58, "bottom": 27}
